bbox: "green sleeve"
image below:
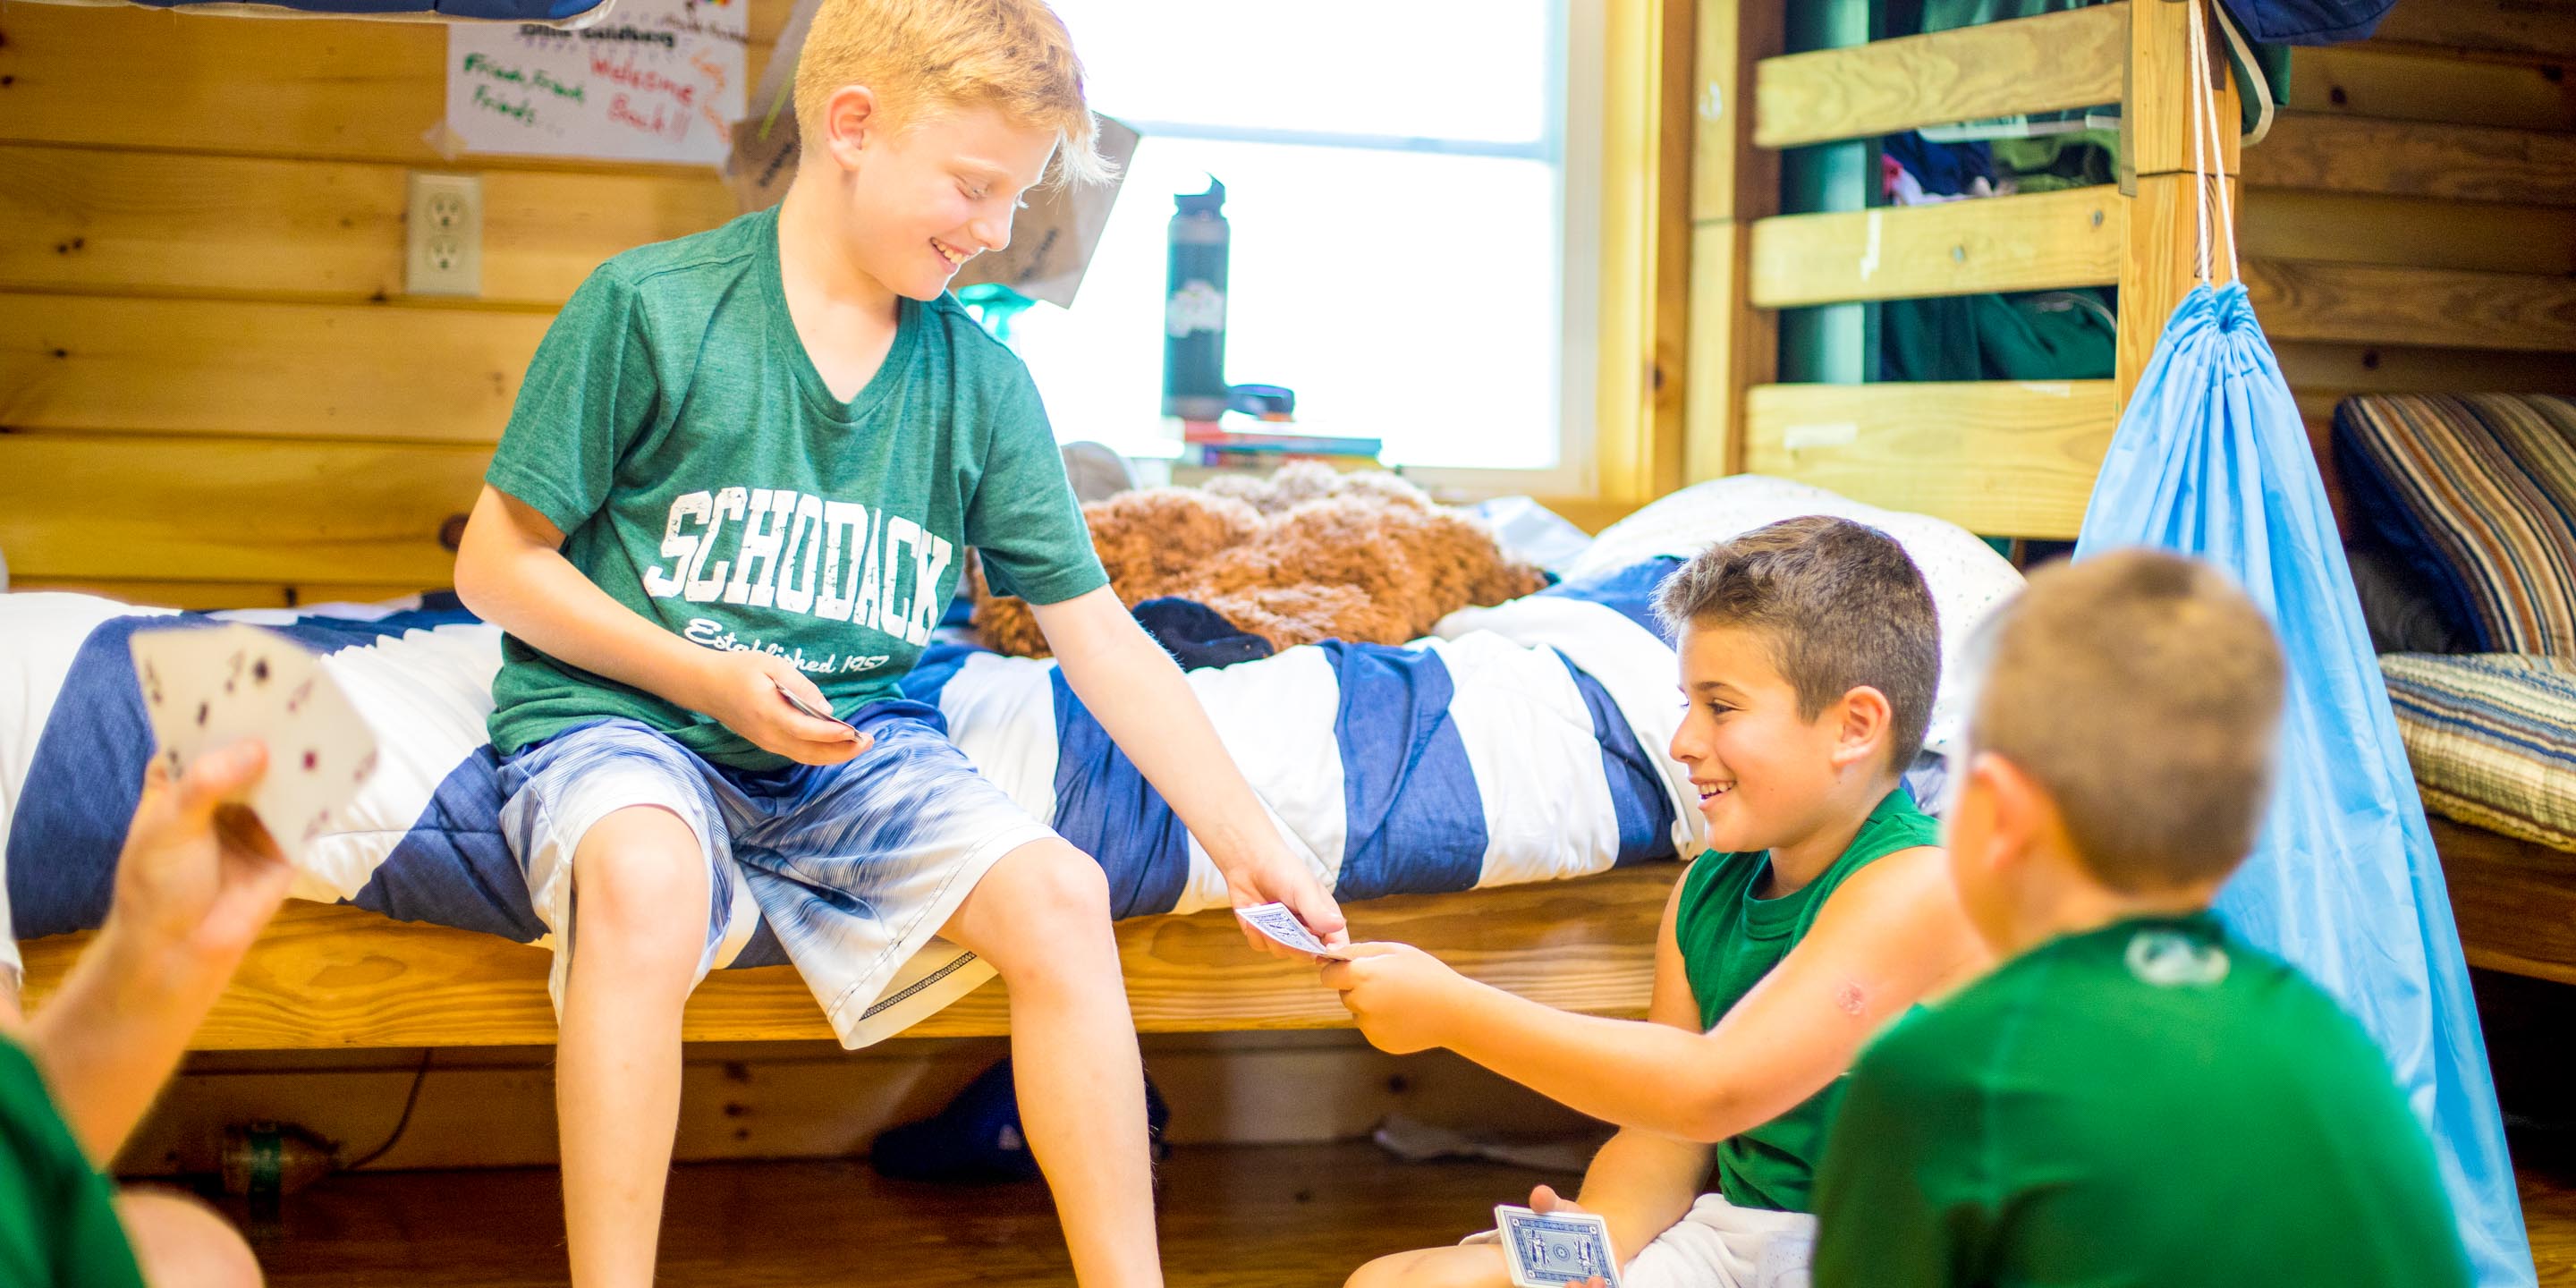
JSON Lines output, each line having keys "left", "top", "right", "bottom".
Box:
{"left": 0, "top": 1045, "right": 144, "bottom": 1288}
{"left": 484, "top": 264, "right": 658, "bottom": 535}
{"left": 965, "top": 369, "right": 1108, "bottom": 606}
{"left": 1810, "top": 1019, "right": 1994, "bottom": 1288}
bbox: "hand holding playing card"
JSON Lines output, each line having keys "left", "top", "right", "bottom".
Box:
{"left": 1318, "top": 941, "right": 1470, "bottom": 1055}
{"left": 693, "top": 649, "right": 868, "bottom": 766}
{"left": 1224, "top": 849, "right": 1347, "bottom": 961}
{"left": 1496, "top": 1200, "right": 1623, "bottom": 1288}
{"left": 129, "top": 624, "right": 382, "bottom": 877}
{"left": 110, "top": 739, "right": 297, "bottom": 965}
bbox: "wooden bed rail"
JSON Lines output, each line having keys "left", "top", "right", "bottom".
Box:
{"left": 1742, "top": 382, "right": 2115, "bottom": 539}
{"left": 17, "top": 867, "right": 1671, "bottom": 1051}
{"left": 1749, "top": 187, "right": 2126, "bottom": 309}
{"left": 1751, "top": 4, "right": 2128, "bottom": 150}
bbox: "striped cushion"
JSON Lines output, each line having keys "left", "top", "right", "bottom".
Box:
{"left": 2381, "top": 652, "right": 2576, "bottom": 851}
{"left": 2334, "top": 394, "right": 2576, "bottom": 656}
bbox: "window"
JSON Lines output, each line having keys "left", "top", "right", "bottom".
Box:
{"left": 1008, "top": 0, "right": 1601, "bottom": 491}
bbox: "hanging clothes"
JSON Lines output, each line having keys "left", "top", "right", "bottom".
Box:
{"left": 2072, "top": 13, "right": 2533, "bottom": 1283}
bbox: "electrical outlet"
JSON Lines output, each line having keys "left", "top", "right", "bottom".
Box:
{"left": 406, "top": 172, "right": 483, "bottom": 297}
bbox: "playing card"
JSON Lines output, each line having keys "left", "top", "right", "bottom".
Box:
{"left": 774, "top": 678, "right": 842, "bottom": 724}
{"left": 1496, "top": 1204, "right": 1622, "bottom": 1288}
{"left": 129, "top": 624, "right": 381, "bottom": 871}
{"left": 1235, "top": 902, "right": 1350, "bottom": 960}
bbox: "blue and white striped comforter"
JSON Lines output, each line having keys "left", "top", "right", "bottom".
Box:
{"left": 0, "top": 564, "right": 1701, "bottom": 976}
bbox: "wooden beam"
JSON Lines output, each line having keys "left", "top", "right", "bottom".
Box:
{"left": 0, "top": 434, "right": 482, "bottom": 585}
{"left": 2244, "top": 259, "right": 2576, "bottom": 353}
{"left": 1741, "top": 380, "right": 2117, "bottom": 538}
{"left": 1683, "top": 0, "right": 1782, "bottom": 486}
{"left": 2373, "top": 0, "right": 2576, "bottom": 60}
{"left": 1748, "top": 186, "right": 2123, "bottom": 308}
{"left": 18, "top": 868, "right": 1674, "bottom": 1049}
{"left": 10, "top": 580, "right": 442, "bottom": 611}
{"left": 0, "top": 146, "right": 737, "bottom": 306}
{"left": 1596, "top": 0, "right": 1696, "bottom": 505}
{"left": 2286, "top": 43, "right": 2576, "bottom": 131}
{"left": 0, "top": 2, "right": 783, "bottom": 165}
{"left": 0, "top": 293, "right": 543, "bottom": 442}
{"left": 2118, "top": 0, "right": 2238, "bottom": 411}
{"left": 2241, "top": 188, "right": 2576, "bottom": 275}
{"left": 1750, "top": 4, "right": 2126, "bottom": 149}
{"left": 2432, "top": 816, "right": 2576, "bottom": 987}
{"left": 2272, "top": 342, "right": 2576, "bottom": 402}
{"left": 2245, "top": 113, "right": 2576, "bottom": 207}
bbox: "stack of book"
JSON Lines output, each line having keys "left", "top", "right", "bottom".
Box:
{"left": 1179, "top": 421, "right": 1384, "bottom": 473}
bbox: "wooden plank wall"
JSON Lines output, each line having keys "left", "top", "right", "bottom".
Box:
{"left": 2247, "top": 0, "right": 2576, "bottom": 458}
{"left": 0, "top": 0, "right": 785, "bottom": 608}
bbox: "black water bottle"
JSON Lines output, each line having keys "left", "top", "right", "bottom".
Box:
{"left": 1161, "top": 178, "right": 1230, "bottom": 421}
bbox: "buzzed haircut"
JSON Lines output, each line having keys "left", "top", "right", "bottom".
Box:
{"left": 1967, "top": 549, "right": 2287, "bottom": 891}
{"left": 1654, "top": 515, "right": 1942, "bottom": 775}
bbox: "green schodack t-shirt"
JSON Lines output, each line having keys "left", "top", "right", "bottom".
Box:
{"left": 0, "top": 1038, "right": 145, "bottom": 1288}
{"left": 485, "top": 207, "right": 1106, "bottom": 771}
{"left": 1673, "top": 788, "right": 1940, "bottom": 1214}
{"left": 1810, "top": 911, "right": 2472, "bottom": 1288}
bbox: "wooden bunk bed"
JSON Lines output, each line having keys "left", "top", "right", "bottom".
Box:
{"left": 1688, "top": 0, "right": 2576, "bottom": 983}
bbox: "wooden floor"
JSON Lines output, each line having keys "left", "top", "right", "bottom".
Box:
{"left": 231, "top": 1137, "right": 2575, "bottom": 1287}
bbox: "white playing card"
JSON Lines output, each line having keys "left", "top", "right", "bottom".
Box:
{"left": 1496, "top": 1205, "right": 1622, "bottom": 1288}
{"left": 129, "top": 624, "right": 381, "bottom": 872}
{"left": 1235, "top": 902, "right": 1350, "bottom": 960}
{"left": 775, "top": 679, "right": 839, "bottom": 724}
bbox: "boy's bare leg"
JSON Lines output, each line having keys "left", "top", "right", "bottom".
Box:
{"left": 557, "top": 806, "right": 711, "bottom": 1288}
{"left": 117, "top": 1189, "right": 264, "bottom": 1288}
{"left": 940, "top": 839, "right": 1160, "bottom": 1287}
{"left": 1346, "top": 1243, "right": 1513, "bottom": 1288}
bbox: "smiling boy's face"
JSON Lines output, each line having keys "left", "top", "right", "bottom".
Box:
{"left": 1668, "top": 621, "right": 1856, "bottom": 855}
{"left": 829, "top": 97, "right": 1058, "bottom": 302}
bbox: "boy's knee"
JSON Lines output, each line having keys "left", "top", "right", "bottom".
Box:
{"left": 571, "top": 808, "right": 710, "bottom": 961}
{"left": 118, "top": 1189, "right": 262, "bottom": 1288}
{"left": 998, "top": 840, "right": 1113, "bottom": 926}
{"left": 1346, "top": 1247, "right": 1498, "bottom": 1288}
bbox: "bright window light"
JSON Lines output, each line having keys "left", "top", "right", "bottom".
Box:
{"left": 1013, "top": 0, "right": 1586, "bottom": 477}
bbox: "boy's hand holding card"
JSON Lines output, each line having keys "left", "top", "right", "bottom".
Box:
{"left": 1234, "top": 902, "right": 1353, "bottom": 961}
{"left": 130, "top": 624, "right": 381, "bottom": 873}
{"left": 1496, "top": 1204, "right": 1623, "bottom": 1288}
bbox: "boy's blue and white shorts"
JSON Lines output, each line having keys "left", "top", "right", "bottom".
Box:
{"left": 495, "top": 701, "right": 1059, "bottom": 1048}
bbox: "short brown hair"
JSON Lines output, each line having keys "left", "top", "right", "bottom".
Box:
{"left": 1655, "top": 516, "right": 1941, "bottom": 775}
{"left": 793, "top": 0, "right": 1112, "bottom": 186}
{"left": 1968, "top": 549, "right": 2285, "bottom": 891}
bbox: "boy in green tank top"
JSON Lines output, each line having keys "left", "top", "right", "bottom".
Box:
{"left": 1326, "top": 517, "right": 1990, "bottom": 1288}
{"left": 1809, "top": 550, "right": 2472, "bottom": 1287}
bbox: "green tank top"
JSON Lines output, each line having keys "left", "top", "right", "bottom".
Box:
{"left": 1673, "top": 789, "right": 1937, "bottom": 1213}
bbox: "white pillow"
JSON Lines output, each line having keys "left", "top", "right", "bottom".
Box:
{"left": 1573, "top": 475, "right": 2026, "bottom": 760}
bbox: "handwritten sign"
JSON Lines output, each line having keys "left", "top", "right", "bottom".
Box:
{"left": 447, "top": 0, "right": 746, "bottom": 165}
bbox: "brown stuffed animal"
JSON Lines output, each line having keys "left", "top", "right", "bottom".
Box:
{"left": 972, "top": 462, "right": 1549, "bottom": 658}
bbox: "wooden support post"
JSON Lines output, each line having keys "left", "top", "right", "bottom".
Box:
{"left": 1682, "top": 0, "right": 1783, "bottom": 485}
{"left": 2116, "top": 0, "right": 2240, "bottom": 410}
{"left": 1596, "top": 0, "right": 1700, "bottom": 505}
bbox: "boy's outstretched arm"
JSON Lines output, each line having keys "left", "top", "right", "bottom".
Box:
{"left": 1324, "top": 847, "right": 1985, "bottom": 1142}
{"left": 1555, "top": 878, "right": 1715, "bottom": 1262}
{"left": 1031, "top": 587, "right": 1345, "bottom": 957}
{"left": 453, "top": 485, "right": 862, "bottom": 765}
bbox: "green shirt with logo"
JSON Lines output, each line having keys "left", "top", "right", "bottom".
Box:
{"left": 1811, "top": 911, "right": 2471, "bottom": 1288}
{"left": 485, "top": 207, "right": 1106, "bottom": 770}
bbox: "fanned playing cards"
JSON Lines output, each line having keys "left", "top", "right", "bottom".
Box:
{"left": 130, "top": 623, "right": 381, "bottom": 871}
{"left": 1496, "top": 1204, "right": 1623, "bottom": 1288}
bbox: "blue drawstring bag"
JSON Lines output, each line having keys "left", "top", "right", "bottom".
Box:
{"left": 2073, "top": 278, "right": 2536, "bottom": 1287}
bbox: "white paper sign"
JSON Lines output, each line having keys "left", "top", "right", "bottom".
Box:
{"left": 447, "top": 0, "right": 748, "bottom": 165}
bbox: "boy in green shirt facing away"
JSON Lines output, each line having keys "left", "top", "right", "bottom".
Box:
{"left": 451, "top": 2, "right": 1343, "bottom": 1284}
{"left": 1809, "top": 550, "right": 2472, "bottom": 1288}
{"left": 1326, "top": 516, "right": 1990, "bottom": 1288}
